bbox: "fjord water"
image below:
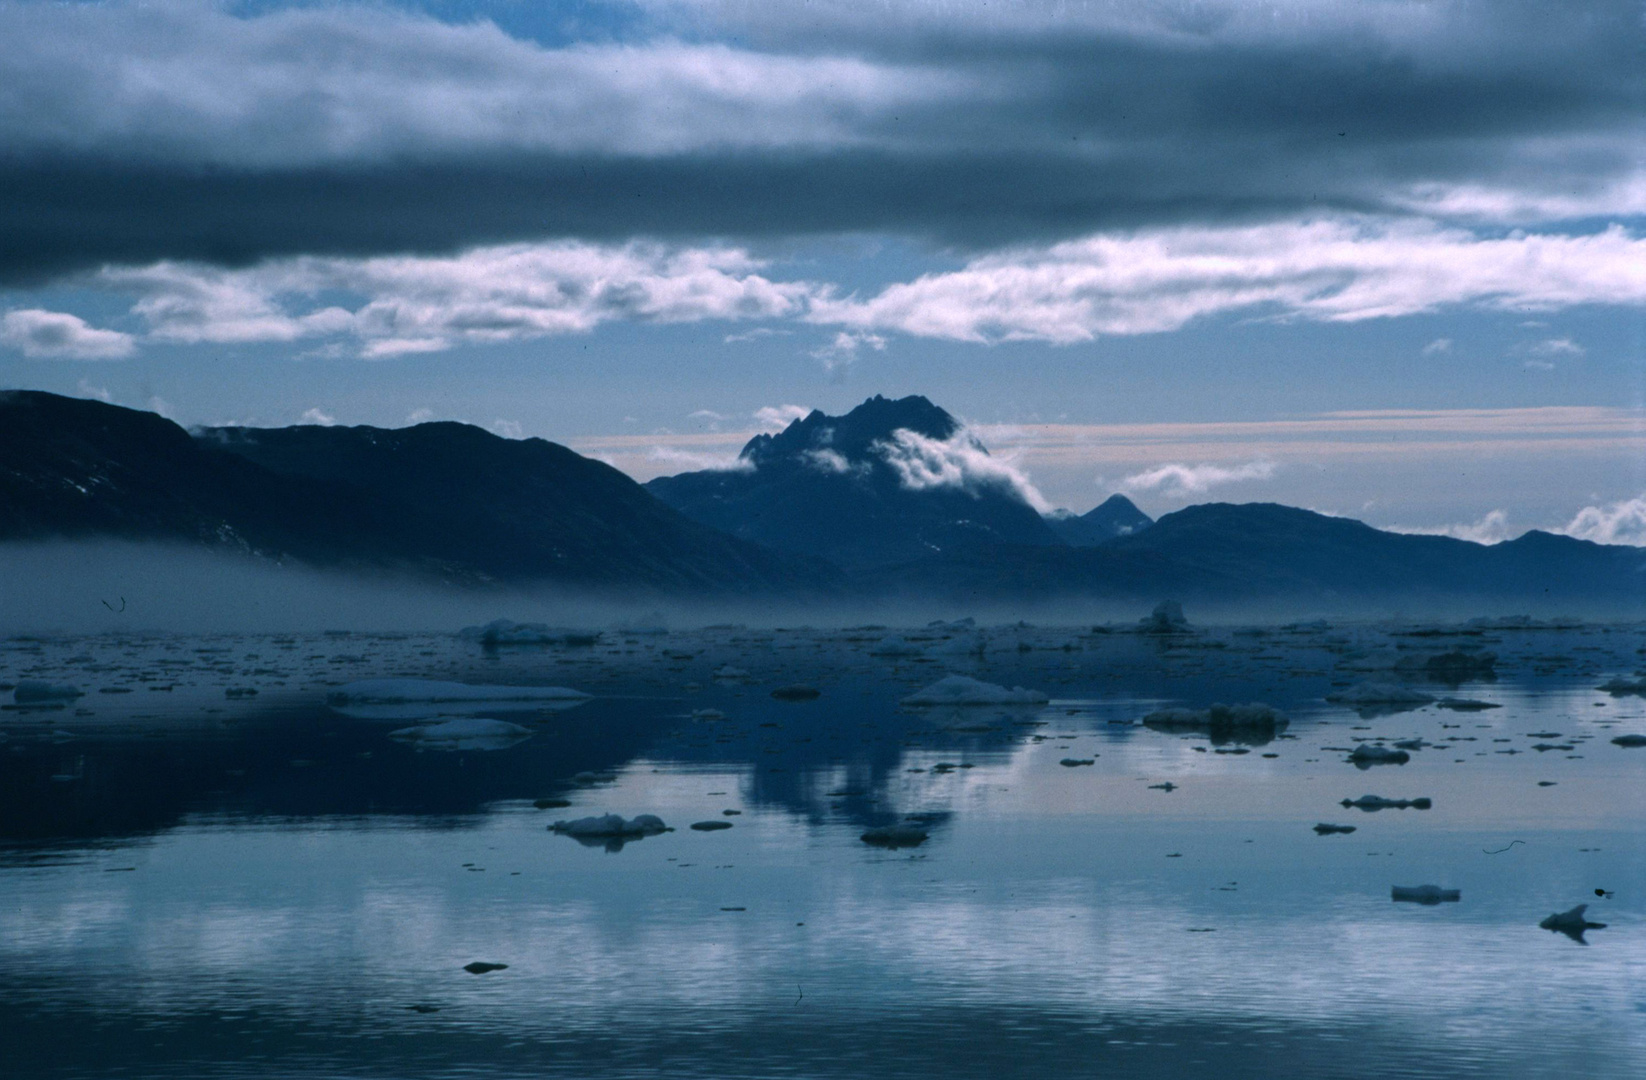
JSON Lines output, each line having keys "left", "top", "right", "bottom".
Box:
{"left": 2, "top": 624, "right": 1642, "bottom": 1079}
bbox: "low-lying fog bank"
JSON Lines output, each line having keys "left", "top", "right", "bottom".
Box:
{"left": 0, "top": 540, "right": 1633, "bottom": 635}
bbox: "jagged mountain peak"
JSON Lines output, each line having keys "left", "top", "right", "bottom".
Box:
{"left": 740, "top": 394, "right": 964, "bottom": 467}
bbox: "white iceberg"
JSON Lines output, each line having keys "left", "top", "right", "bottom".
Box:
{"left": 868, "top": 636, "right": 926, "bottom": 658}
{"left": 902, "top": 675, "right": 1048, "bottom": 707}
{"left": 388, "top": 717, "right": 533, "bottom": 751}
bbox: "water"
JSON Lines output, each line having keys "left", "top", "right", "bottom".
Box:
{"left": 2, "top": 622, "right": 1642, "bottom": 1078}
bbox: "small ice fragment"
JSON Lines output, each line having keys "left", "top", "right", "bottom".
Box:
{"left": 860, "top": 824, "right": 929, "bottom": 848}
{"left": 329, "top": 679, "right": 590, "bottom": 705}
{"left": 868, "top": 636, "right": 926, "bottom": 658}
{"left": 712, "top": 665, "right": 749, "bottom": 681}
{"left": 1059, "top": 758, "right": 1095, "bottom": 767}
{"left": 550, "top": 814, "right": 669, "bottom": 839}
{"left": 1341, "top": 795, "right": 1431, "bottom": 811}
{"left": 1326, "top": 683, "right": 1436, "bottom": 706}
{"left": 463, "top": 962, "right": 508, "bottom": 974}
{"left": 690, "top": 820, "right": 734, "bottom": 831}
{"left": 691, "top": 708, "right": 726, "bottom": 721}
{"left": 13, "top": 681, "right": 82, "bottom": 704}
{"left": 388, "top": 717, "right": 532, "bottom": 751}
{"left": 1391, "top": 885, "right": 1460, "bottom": 904}
{"left": 1610, "top": 734, "right": 1646, "bottom": 747}
{"left": 1435, "top": 698, "right": 1500, "bottom": 711}
{"left": 533, "top": 798, "right": 572, "bottom": 809}
{"left": 1539, "top": 903, "right": 1606, "bottom": 943}
{"left": 1597, "top": 677, "right": 1646, "bottom": 696}
{"left": 901, "top": 675, "right": 1047, "bottom": 707}
{"left": 1313, "top": 823, "right": 1356, "bottom": 835}
{"left": 771, "top": 685, "right": 821, "bottom": 701}
{"left": 1349, "top": 745, "right": 1411, "bottom": 766}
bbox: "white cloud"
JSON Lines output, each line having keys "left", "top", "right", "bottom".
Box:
{"left": 809, "top": 330, "right": 885, "bottom": 377}
{"left": 491, "top": 419, "right": 524, "bottom": 439}
{"left": 1121, "top": 460, "right": 1277, "bottom": 497}
{"left": 807, "top": 219, "right": 1646, "bottom": 344}
{"left": 1384, "top": 509, "right": 1515, "bottom": 544}
{"left": 1, "top": 309, "right": 135, "bottom": 359}
{"left": 1528, "top": 337, "right": 1585, "bottom": 356}
{"left": 300, "top": 408, "right": 336, "bottom": 426}
{"left": 101, "top": 241, "right": 816, "bottom": 356}
{"left": 1560, "top": 496, "right": 1646, "bottom": 546}
{"left": 1422, "top": 337, "right": 1452, "bottom": 355}
{"left": 873, "top": 428, "right": 1052, "bottom": 513}
{"left": 753, "top": 404, "right": 812, "bottom": 431}
{"left": 646, "top": 446, "right": 753, "bottom": 473}
{"left": 405, "top": 408, "right": 434, "bottom": 424}
{"left": 802, "top": 448, "right": 869, "bottom": 477}
{"left": 75, "top": 379, "right": 113, "bottom": 402}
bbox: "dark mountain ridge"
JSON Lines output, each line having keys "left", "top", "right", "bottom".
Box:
{"left": 646, "top": 395, "right": 1065, "bottom": 569}
{"left": 0, "top": 390, "right": 834, "bottom": 592}
{"left": 1047, "top": 494, "right": 1154, "bottom": 545}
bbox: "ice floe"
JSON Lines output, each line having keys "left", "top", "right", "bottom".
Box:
{"left": 902, "top": 675, "right": 1048, "bottom": 707}
{"left": 388, "top": 717, "right": 533, "bottom": 751}
{"left": 1391, "top": 885, "right": 1460, "bottom": 905}
{"left": 1326, "top": 682, "right": 1436, "bottom": 707}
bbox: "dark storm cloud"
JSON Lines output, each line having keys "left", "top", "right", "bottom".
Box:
{"left": 0, "top": 0, "right": 1640, "bottom": 282}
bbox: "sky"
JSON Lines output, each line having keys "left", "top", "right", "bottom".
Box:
{"left": 1, "top": 0, "right": 1643, "bottom": 540}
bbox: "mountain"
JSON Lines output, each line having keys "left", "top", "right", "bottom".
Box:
{"left": 859, "top": 502, "right": 1646, "bottom": 608}
{"left": 1046, "top": 494, "right": 1153, "bottom": 546}
{"left": 0, "top": 390, "right": 834, "bottom": 592}
{"left": 645, "top": 395, "right": 1065, "bottom": 569}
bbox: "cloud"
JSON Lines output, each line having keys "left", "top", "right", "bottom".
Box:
{"left": 1528, "top": 337, "right": 1585, "bottom": 356}
{"left": 801, "top": 448, "right": 868, "bottom": 477}
{"left": 300, "top": 408, "right": 336, "bottom": 426}
{"left": 809, "top": 330, "right": 885, "bottom": 377}
{"left": 646, "top": 446, "right": 753, "bottom": 473}
{"left": 1385, "top": 510, "right": 1515, "bottom": 544}
{"left": 1422, "top": 338, "right": 1453, "bottom": 355}
{"left": 808, "top": 219, "right": 1646, "bottom": 343}
{"left": 873, "top": 428, "right": 1052, "bottom": 513}
{"left": 0, "top": 308, "right": 135, "bottom": 359}
{"left": 753, "top": 404, "right": 811, "bottom": 431}
{"left": 98, "top": 241, "right": 815, "bottom": 355}
{"left": 3, "top": 1, "right": 1641, "bottom": 279}
{"left": 1561, "top": 496, "right": 1646, "bottom": 546}
{"left": 76, "top": 379, "right": 113, "bottom": 402}
{"left": 1121, "top": 461, "right": 1277, "bottom": 497}
{"left": 490, "top": 419, "right": 524, "bottom": 439}
{"left": 405, "top": 408, "right": 434, "bottom": 424}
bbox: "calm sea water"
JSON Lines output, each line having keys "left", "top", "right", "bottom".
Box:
{"left": 3, "top": 622, "right": 1642, "bottom": 1079}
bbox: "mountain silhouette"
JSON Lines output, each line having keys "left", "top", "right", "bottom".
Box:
{"left": 1047, "top": 494, "right": 1154, "bottom": 545}
{"left": 646, "top": 395, "right": 1064, "bottom": 569}
{"left": 0, "top": 390, "right": 834, "bottom": 592}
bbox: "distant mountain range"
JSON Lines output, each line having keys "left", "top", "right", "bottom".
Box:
{"left": 0, "top": 390, "right": 834, "bottom": 593}
{"left": 3, "top": 389, "right": 1641, "bottom": 608}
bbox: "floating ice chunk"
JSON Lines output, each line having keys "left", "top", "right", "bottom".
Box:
{"left": 1610, "top": 734, "right": 1646, "bottom": 747}
{"left": 463, "top": 962, "right": 508, "bottom": 974}
{"left": 1059, "top": 758, "right": 1095, "bottom": 767}
{"left": 1391, "top": 885, "right": 1460, "bottom": 904}
{"left": 1138, "top": 601, "right": 1191, "bottom": 635}
{"left": 550, "top": 814, "right": 669, "bottom": 839}
{"left": 1598, "top": 677, "right": 1646, "bottom": 696}
{"left": 1349, "top": 745, "right": 1411, "bottom": 766}
{"left": 329, "top": 679, "right": 589, "bottom": 707}
{"left": 689, "top": 820, "right": 734, "bottom": 831}
{"left": 868, "top": 636, "right": 926, "bottom": 658}
{"left": 459, "top": 620, "right": 600, "bottom": 647}
{"left": 712, "top": 665, "right": 750, "bottom": 681}
{"left": 1539, "top": 904, "right": 1606, "bottom": 943}
{"left": 1142, "top": 703, "right": 1287, "bottom": 744}
{"left": 771, "top": 684, "right": 821, "bottom": 701}
{"left": 1435, "top": 698, "right": 1500, "bottom": 711}
{"left": 902, "top": 675, "right": 1048, "bottom": 707}
{"left": 930, "top": 633, "right": 986, "bottom": 657}
{"left": 12, "top": 681, "right": 83, "bottom": 704}
{"left": 860, "top": 824, "right": 929, "bottom": 848}
{"left": 1326, "top": 683, "right": 1436, "bottom": 706}
{"left": 1420, "top": 651, "right": 1496, "bottom": 678}
{"left": 1313, "top": 823, "right": 1356, "bottom": 835}
{"left": 691, "top": 708, "right": 726, "bottom": 721}
{"left": 389, "top": 717, "right": 533, "bottom": 751}
{"left": 1341, "top": 795, "right": 1431, "bottom": 811}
